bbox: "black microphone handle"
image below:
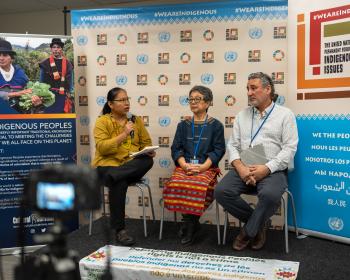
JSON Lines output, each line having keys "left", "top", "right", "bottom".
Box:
{"left": 127, "top": 113, "right": 135, "bottom": 139}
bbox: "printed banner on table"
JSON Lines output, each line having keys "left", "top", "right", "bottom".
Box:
{"left": 288, "top": 1, "right": 350, "bottom": 243}
{"left": 0, "top": 35, "right": 77, "bottom": 250}
{"left": 80, "top": 246, "right": 299, "bottom": 280}
{"left": 71, "top": 0, "right": 288, "bottom": 228}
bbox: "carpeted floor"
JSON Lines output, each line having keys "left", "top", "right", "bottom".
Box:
{"left": 61, "top": 217, "right": 348, "bottom": 280}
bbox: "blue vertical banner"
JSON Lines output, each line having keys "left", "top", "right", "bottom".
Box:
{"left": 289, "top": 115, "right": 350, "bottom": 241}
{"left": 0, "top": 116, "right": 77, "bottom": 249}
{"left": 0, "top": 35, "right": 77, "bottom": 250}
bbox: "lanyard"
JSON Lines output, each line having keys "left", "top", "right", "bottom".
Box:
{"left": 250, "top": 103, "right": 275, "bottom": 147}
{"left": 192, "top": 115, "right": 208, "bottom": 159}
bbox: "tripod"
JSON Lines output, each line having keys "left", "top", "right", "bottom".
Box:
{"left": 15, "top": 220, "right": 80, "bottom": 280}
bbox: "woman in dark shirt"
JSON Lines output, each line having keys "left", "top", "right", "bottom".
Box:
{"left": 163, "top": 85, "right": 225, "bottom": 245}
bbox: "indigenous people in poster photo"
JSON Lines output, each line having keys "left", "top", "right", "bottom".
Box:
{"left": 215, "top": 72, "right": 298, "bottom": 251}
{"left": 39, "top": 38, "right": 74, "bottom": 113}
{"left": 92, "top": 87, "right": 155, "bottom": 246}
{"left": 0, "top": 39, "right": 41, "bottom": 113}
{"left": 163, "top": 85, "right": 226, "bottom": 245}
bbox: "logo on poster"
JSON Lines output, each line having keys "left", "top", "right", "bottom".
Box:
{"left": 226, "top": 28, "right": 238, "bottom": 40}
{"left": 97, "top": 33, "right": 107, "bottom": 45}
{"left": 158, "top": 74, "right": 168, "bottom": 85}
{"left": 272, "top": 72, "right": 285, "bottom": 84}
{"left": 80, "top": 135, "right": 90, "bottom": 145}
{"left": 117, "top": 34, "right": 127, "bottom": 44}
{"left": 202, "top": 51, "right": 214, "bottom": 63}
{"left": 158, "top": 137, "right": 170, "bottom": 147}
{"left": 78, "top": 76, "right": 86, "bottom": 86}
{"left": 158, "top": 95, "right": 170, "bottom": 106}
{"left": 328, "top": 217, "right": 344, "bottom": 231}
{"left": 224, "top": 73, "right": 236, "bottom": 84}
{"left": 137, "top": 54, "right": 149, "bottom": 64}
{"left": 137, "top": 96, "right": 148, "bottom": 106}
{"left": 225, "top": 116, "right": 235, "bottom": 128}
{"left": 224, "top": 51, "right": 238, "bottom": 62}
{"left": 179, "top": 74, "right": 191, "bottom": 85}
{"left": 225, "top": 95, "right": 236, "bottom": 106}
{"left": 180, "top": 52, "right": 191, "bottom": 63}
{"left": 203, "top": 30, "right": 214, "bottom": 41}
{"left": 96, "top": 75, "right": 107, "bottom": 86}
{"left": 116, "top": 54, "right": 128, "bottom": 65}
{"left": 274, "top": 26, "right": 287, "bottom": 39}
{"left": 79, "top": 96, "right": 88, "bottom": 106}
{"left": 159, "top": 116, "right": 171, "bottom": 127}
{"left": 275, "top": 95, "right": 285, "bottom": 105}
{"left": 78, "top": 56, "right": 87, "bottom": 66}
{"left": 158, "top": 53, "right": 170, "bottom": 64}
{"left": 138, "top": 32, "right": 149, "bottom": 44}
{"left": 249, "top": 27, "right": 263, "bottom": 39}
{"left": 81, "top": 155, "right": 91, "bottom": 165}
{"left": 179, "top": 95, "right": 189, "bottom": 106}
{"left": 296, "top": 5, "right": 350, "bottom": 100}
{"left": 141, "top": 116, "right": 149, "bottom": 126}
{"left": 80, "top": 116, "right": 90, "bottom": 126}
{"left": 248, "top": 50, "right": 261, "bottom": 62}
{"left": 116, "top": 75, "right": 127, "bottom": 86}
{"left": 137, "top": 74, "right": 148, "bottom": 86}
{"left": 159, "top": 31, "right": 171, "bottom": 42}
{"left": 77, "top": 35, "right": 88, "bottom": 46}
{"left": 180, "top": 30, "right": 192, "bottom": 42}
{"left": 97, "top": 55, "right": 107, "bottom": 66}
{"left": 273, "top": 50, "right": 285, "bottom": 61}
{"left": 159, "top": 158, "right": 171, "bottom": 168}
{"left": 201, "top": 73, "right": 214, "bottom": 85}
{"left": 96, "top": 96, "right": 107, "bottom": 106}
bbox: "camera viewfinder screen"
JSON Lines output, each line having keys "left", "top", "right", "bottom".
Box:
{"left": 37, "top": 182, "right": 75, "bottom": 211}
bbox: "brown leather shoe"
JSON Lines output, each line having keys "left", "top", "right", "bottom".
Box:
{"left": 251, "top": 223, "right": 268, "bottom": 250}
{"left": 233, "top": 228, "right": 250, "bottom": 251}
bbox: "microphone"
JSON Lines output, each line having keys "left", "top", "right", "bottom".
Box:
{"left": 126, "top": 112, "right": 135, "bottom": 139}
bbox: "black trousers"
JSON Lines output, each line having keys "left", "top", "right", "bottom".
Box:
{"left": 97, "top": 156, "right": 153, "bottom": 231}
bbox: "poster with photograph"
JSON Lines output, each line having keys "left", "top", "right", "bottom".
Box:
{"left": 0, "top": 34, "right": 77, "bottom": 250}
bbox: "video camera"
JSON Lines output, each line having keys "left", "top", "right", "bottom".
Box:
{"left": 24, "top": 164, "right": 101, "bottom": 216}
{"left": 15, "top": 165, "right": 102, "bottom": 280}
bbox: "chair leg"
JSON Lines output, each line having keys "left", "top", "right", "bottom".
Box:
{"left": 133, "top": 184, "right": 147, "bottom": 237}
{"left": 139, "top": 186, "right": 147, "bottom": 237}
{"left": 145, "top": 183, "right": 155, "bottom": 222}
{"left": 89, "top": 210, "right": 93, "bottom": 236}
{"left": 215, "top": 201, "right": 221, "bottom": 245}
{"left": 282, "top": 196, "right": 289, "bottom": 253}
{"left": 102, "top": 186, "right": 106, "bottom": 216}
{"left": 159, "top": 197, "right": 165, "bottom": 240}
{"left": 286, "top": 190, "right": 299, "bottom": 236}
{"left": 223, "top": 210, "right": 228, "bottom": 245}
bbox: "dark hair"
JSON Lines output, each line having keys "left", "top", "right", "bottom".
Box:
{"left": 102, "top": 87, "right": 126, "bottom": 115}
{"left": 189, "top": 85, "right": 213, "bottom": 102}
{"left": 248, "top": 72, "right": 276, "bottom": 99}
{"left": 0, "top": 52, "right": 15, "bottom": 59}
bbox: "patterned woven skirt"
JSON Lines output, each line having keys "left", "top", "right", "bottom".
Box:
{"left": 163, "top": 167, "right": 220, "bottom": 216}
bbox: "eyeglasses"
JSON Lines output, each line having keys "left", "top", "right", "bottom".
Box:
{"left": 187, "top": 97, "right": 204, "bottom": 104}
{"left": 112, "top": 98, "right": 130, "bottom": 103}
